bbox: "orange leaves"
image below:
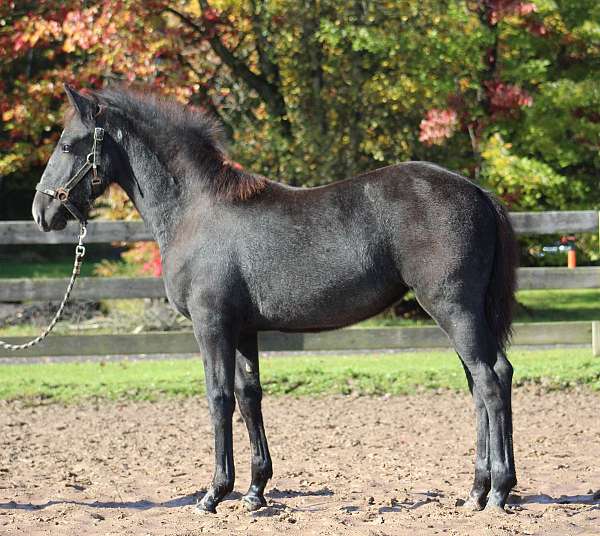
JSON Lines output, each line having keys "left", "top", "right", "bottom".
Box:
{"left": 11, "top": 16, "right": 62, "bottom": 52}
{"left": 62, "top": 8, "right": 99, "bottom": 52}
{"left": 2, "top": 104, "right": 26, "bottom": 123}
{"left": 1, "top": 0, "right": 202, "bottom": 190}
{"left": 122, "top": 242, "right": 163, "bottom": 277}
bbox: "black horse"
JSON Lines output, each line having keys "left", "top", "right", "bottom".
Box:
{"left": 32, "top": 85, "right": 518, "bottom": 513}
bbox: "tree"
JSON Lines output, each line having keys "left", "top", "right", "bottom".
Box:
{"left": 0, "top": 0, "right": 214, "bottom": 217}
{"left": 2, "top": 0, "right": 598, "bottom": 219}
{"left": 416, "top": 0, "right": 599, "bottom": 212}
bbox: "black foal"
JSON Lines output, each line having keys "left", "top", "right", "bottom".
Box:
{"left": 32, "top": 85, "right": 518, "bottom": 513}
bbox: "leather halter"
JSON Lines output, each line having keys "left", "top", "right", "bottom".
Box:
{"left": 35, "top": 126, "right": 104, "bottom": 223}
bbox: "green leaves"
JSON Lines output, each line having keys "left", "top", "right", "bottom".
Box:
{"left": 1, "top": 0, "right": 598, "bottom": 219}
{"left": 481, "top": 133, "right": 573, "bottom": 210}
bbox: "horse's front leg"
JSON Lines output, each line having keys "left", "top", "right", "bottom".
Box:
{"left": 234, "top": 332, "right": 272, "bottom": 511}
{"left": 193, "top": 316, "right": 237, "bottom": 513}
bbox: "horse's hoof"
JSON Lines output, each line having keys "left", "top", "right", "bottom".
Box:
{"left": 463, "top": 497, "right": 485, "bottom": 511}
{"left": 241, "top": 494, "right": 266, "bottom": 512}
{"left": 195, "top": 496, "right": 217, "bottom": 514}
{"left": 484, "top": 504, "right": 507, "bottom": 515}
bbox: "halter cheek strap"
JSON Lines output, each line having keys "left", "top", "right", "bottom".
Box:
{"left": 35, "top": 127, "right": 105, "bottom": 223}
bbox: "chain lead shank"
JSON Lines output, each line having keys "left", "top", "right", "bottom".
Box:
{"left": 0, "top": 223, "right": 87, "bottom": 351}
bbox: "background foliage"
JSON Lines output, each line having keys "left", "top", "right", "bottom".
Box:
{"left": 1, "top": 0, "right": 598, "bottom": 266}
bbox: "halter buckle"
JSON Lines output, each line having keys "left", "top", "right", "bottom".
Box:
{"left": 56, "top": 188, "right": 69, "bottom": 202}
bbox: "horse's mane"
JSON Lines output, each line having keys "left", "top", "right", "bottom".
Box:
{"left": 90, "top": 86, "right": 267, "bottom": 201}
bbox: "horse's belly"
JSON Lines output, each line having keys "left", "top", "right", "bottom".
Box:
{"left": 253, "top": 267, "right": 406, "bottom": 331}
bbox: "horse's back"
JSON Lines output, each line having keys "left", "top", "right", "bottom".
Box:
{"left": 234, "top": 162, "right": 495, "bottom": 330}
{"left": 166, "top": 161, "right": 497, "bottom": 330}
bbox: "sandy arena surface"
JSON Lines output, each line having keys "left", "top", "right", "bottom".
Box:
{"left": 0, "top": 388, "right": 599, "bottom": 535}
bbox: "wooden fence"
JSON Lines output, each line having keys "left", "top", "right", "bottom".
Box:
{"left": 1, "top": 210, "right": 598, "bottom": 244}
{"left": 1, "top": 211, "right": 599, "bottom": 357}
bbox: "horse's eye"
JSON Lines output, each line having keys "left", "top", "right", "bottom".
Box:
{"left": 61, "top": 144, "right": 71, "bottom": 153}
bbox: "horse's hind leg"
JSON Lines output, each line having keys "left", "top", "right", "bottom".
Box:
{"left": 418, "top": 293, "right": 516, "bottom": 510}
{"left": 491, "top": 349, "right": 516, "bottom": 502}
{"left": 460, "top": 363, "right": 491, "bottom": 510}
{"left": 234, "top": 332, "right": 272, "bottom": 511}
{"left": 452, "top": 315, "right": 515, "bottom": 509}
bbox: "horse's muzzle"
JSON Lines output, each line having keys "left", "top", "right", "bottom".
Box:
{"left": 32, "top": 192, "right": 68, "bottom": 231}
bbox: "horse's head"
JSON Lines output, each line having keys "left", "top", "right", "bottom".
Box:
{"left": 32, "top": 85, "right": 114, "bottom": 231}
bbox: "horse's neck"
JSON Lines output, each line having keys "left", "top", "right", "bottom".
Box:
{"left": 116, "top": 137, "right": 190, "bottom": 252}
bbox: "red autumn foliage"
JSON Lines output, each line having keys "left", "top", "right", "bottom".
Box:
{"left": 485, "top": 81, "right": 533, "bottom": 117}
{"left": 418, "top": 108, "right": 459, "bottom": 146}
{"left": 478, "top": 0, "right": 537, "bottom": 25}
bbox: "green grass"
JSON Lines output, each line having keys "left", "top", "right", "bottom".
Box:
{"left": 358, "top": 289, "right": 600, "bottom": 326}
{"left": 0, "top": 348, "right": 598, "bottom": 403}
{"left": 0, "top": 260, "right": 97, "bottom": 278}
{"left": 346, "top": 289, "right": 600, "bottom": 328}
{"left": 515, "top": 289, "right": 600, "bottom": 322}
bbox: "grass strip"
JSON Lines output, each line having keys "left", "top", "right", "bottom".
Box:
{"left": 0, "top": 348, "right": 598, "bottom": 404}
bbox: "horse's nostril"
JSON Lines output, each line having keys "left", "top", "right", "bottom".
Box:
{"left": 33, "top": 209, "right": 43, "bottom": 227}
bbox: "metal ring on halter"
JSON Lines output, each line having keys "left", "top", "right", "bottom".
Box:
{"left": 56, "top": 188, "right": 69, "bottom": 202}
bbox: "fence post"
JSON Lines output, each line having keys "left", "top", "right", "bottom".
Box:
{"left": 593, "top": 321, "right": 600, "bottom": 357}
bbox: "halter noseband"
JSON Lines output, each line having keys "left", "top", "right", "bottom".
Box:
{"left": 35, "top": 126, "right": 105, "bottom": 223}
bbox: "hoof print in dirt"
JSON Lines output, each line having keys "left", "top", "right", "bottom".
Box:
{"left": 484, "top": 504, "right": 508, "bottom": 515}
{"left": 241, "top": 494, "right": 267, "bottom": 512}
{"left": 461, "top": 497, "right": 485, "bottom": 511}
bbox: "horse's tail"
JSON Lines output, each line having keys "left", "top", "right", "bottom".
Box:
{"left": 480, "top": 190, "right": 519, "bottom": 353}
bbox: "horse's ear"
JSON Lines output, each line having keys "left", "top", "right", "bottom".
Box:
{"left": 64, "top": 84, "right": 95, "bottom": 121}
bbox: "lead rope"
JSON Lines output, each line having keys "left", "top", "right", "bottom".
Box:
{"left": 0, "top": 223, "right": 87, "bottom": 351}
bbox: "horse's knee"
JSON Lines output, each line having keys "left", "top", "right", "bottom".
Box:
{"left": 206, "top": 390, "right": 236, "bottom": 419}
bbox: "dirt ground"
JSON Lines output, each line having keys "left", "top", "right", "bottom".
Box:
{"left": 0, "top": 388, "right": 599, "bottom": 536}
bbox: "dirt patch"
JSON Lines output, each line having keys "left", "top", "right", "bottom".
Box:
{"left": 0, "top": 388, "right": 599, "bottom": 535}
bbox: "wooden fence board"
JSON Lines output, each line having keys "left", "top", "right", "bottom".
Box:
{"left": 1, "top": 210, "right": 598, "bottom": 245}
{"left": 0, "top": 277, "right": 165, "bottom": 301}
{"left": 0, "top": 322, "right": 592, "bottom": 358}
{"left": 509, "top": 211, "right": 598, "bottom": 234}
{"left": 0, "top": 220, "right": 152, "bottom": 245}
{"left": 517, "top": 267, "right": 600, "bottom": 290}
